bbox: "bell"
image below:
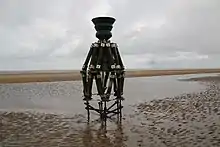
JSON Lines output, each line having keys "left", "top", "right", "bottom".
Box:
{"left": 91, "top": 17, "right": 116, "bottom": 41}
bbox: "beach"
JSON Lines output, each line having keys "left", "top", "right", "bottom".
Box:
{"left": 0, "top": 72, "right": 220, "bottom": 146}
{"left": 1, "top": 68, "right": 220, "bottom": 83}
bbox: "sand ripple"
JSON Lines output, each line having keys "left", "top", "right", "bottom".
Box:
{"left": 1, "top": 77, "right": 220, "bottom": 146}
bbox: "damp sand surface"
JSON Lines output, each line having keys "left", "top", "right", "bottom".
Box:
{"left": 1, "top": 74, "right": 220, "bottom": 147}
{"left": 1, "top": 68, "right": 220, "bottom": 83}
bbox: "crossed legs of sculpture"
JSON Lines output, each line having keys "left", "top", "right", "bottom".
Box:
{"left": 80, "top": 41, "right": 125, "bottom": 121}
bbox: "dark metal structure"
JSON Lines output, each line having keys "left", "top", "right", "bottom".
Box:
{"left": 80, "top": 17, "right": 125, "bottom": 122}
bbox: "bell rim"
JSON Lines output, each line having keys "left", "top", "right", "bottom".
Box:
{"left": 91, "top": 17, "right": 116, "bottom": 25}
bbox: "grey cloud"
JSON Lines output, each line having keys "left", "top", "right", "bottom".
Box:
{"left": 0, "top": 0, "right": 220, "bottom": 70}
{"left": 110, "top": 0, "right": 220, "bottom": 55}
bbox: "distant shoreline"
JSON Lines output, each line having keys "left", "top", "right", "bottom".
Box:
{"left": 0, "top": 68, "right": 220, "bottom": 84}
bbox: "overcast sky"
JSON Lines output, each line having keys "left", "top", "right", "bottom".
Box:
{"left": 0, "top": 0, "right": 220, "bottom": 70}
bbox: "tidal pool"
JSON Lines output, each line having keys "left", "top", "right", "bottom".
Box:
{"left": 1, "top": 74, "right": 219, "bottom": 147}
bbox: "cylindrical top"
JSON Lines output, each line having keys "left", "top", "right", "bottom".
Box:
{"left": 91, "top": 17, "right": 116, "bottom": 40}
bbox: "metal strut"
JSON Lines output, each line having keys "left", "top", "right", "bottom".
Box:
{"left": 80, "top": 40, "right": 125, "bottom": 122}
{"left": 80, "top": 16, "right": 125, "bottom": 123}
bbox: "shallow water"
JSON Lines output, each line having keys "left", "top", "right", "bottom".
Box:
{"left": 1, "top": 74, "right": 218, "bottom": 147}
{"left": 0, "top": 74, "right": 212, "bottom": 115}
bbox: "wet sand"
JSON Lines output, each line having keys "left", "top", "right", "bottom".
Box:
{"left": 1, "top": 68, "right": 220, "bottom": 83}
{"left": 1, "top": 74, "right": 220, "bottom": 146}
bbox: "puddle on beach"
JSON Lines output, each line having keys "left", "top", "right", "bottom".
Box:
{"left": 0, "top": 73, "right": 211, "bottom": 114}
{"left": 0, "top": 73, "right": 219, "bottom": 147}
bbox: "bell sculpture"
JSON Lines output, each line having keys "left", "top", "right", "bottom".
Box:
{"left": 80, "top": 17, "right": 125, "bottom": 122}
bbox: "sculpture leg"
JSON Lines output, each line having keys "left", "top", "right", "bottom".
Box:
{"left": 117, "top": 70, "right": 125, "bottom": 97}
{"left": 111, "top": 45, "right": 120, "bottom": 97}
{"left": 80, "top": 70, "right": 87, "bottom": 96}
{"left": 85, "top": 100, "right": 90, "bottom": 121}
{"left": 106, "top": 72, "right": 115, "bottom": 99}
{"left": 95, "top": 46, "right": 106, "bottom": 101}
{"left": 113, "top": 78, "right": 117, "bottom": 96}
{"left": 84, "top": 45, "right": 98, "bottom": 100}
{"left": 95, "top": 72, "right": 105, "bottom": 100}
{"left": 115, "top": 47, "right": 125, "bottom": 96}
{"left": 112, "top": 46, "right": 125, "bottom": 100}
{"left": 105, "top": 46, "right": 116, "bottom": 99}
{"left": 83, "top": 71, "right": 94, "bottom": 101}
{"left": 104, "top": 71, "right": 109, "bottom": 90}
{"left": 116, "top": 72, "right": 123, "bottom": 99}
{"left": 80, "top": 46, "right": 94, "bottom": 96}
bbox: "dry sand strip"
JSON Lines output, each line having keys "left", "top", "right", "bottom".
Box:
{"left": 0, "top": 68, "right": 220, "bottom": 84}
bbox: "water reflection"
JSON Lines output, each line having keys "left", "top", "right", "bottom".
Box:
{"left": 0, "top": 111, "right": 127, "bottom": 147}
{"left": 81, "top": 115, "right": 126, "bottom": 147}
{"left": 1, "top": 74, "right": 219, "bottom": 146}
{"left": 78, "top": 111, "right": 126, "bottom": 147}
{"left": 0, "top": 74, "right": 210, "bottom": 114}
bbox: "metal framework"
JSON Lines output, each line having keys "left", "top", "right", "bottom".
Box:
{"left": 80, "top": 17, "right": 125, "bottom": 122}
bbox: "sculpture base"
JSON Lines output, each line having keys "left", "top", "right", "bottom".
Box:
{"left": 84, "top": 98, "right": 123, "bottom": 123}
